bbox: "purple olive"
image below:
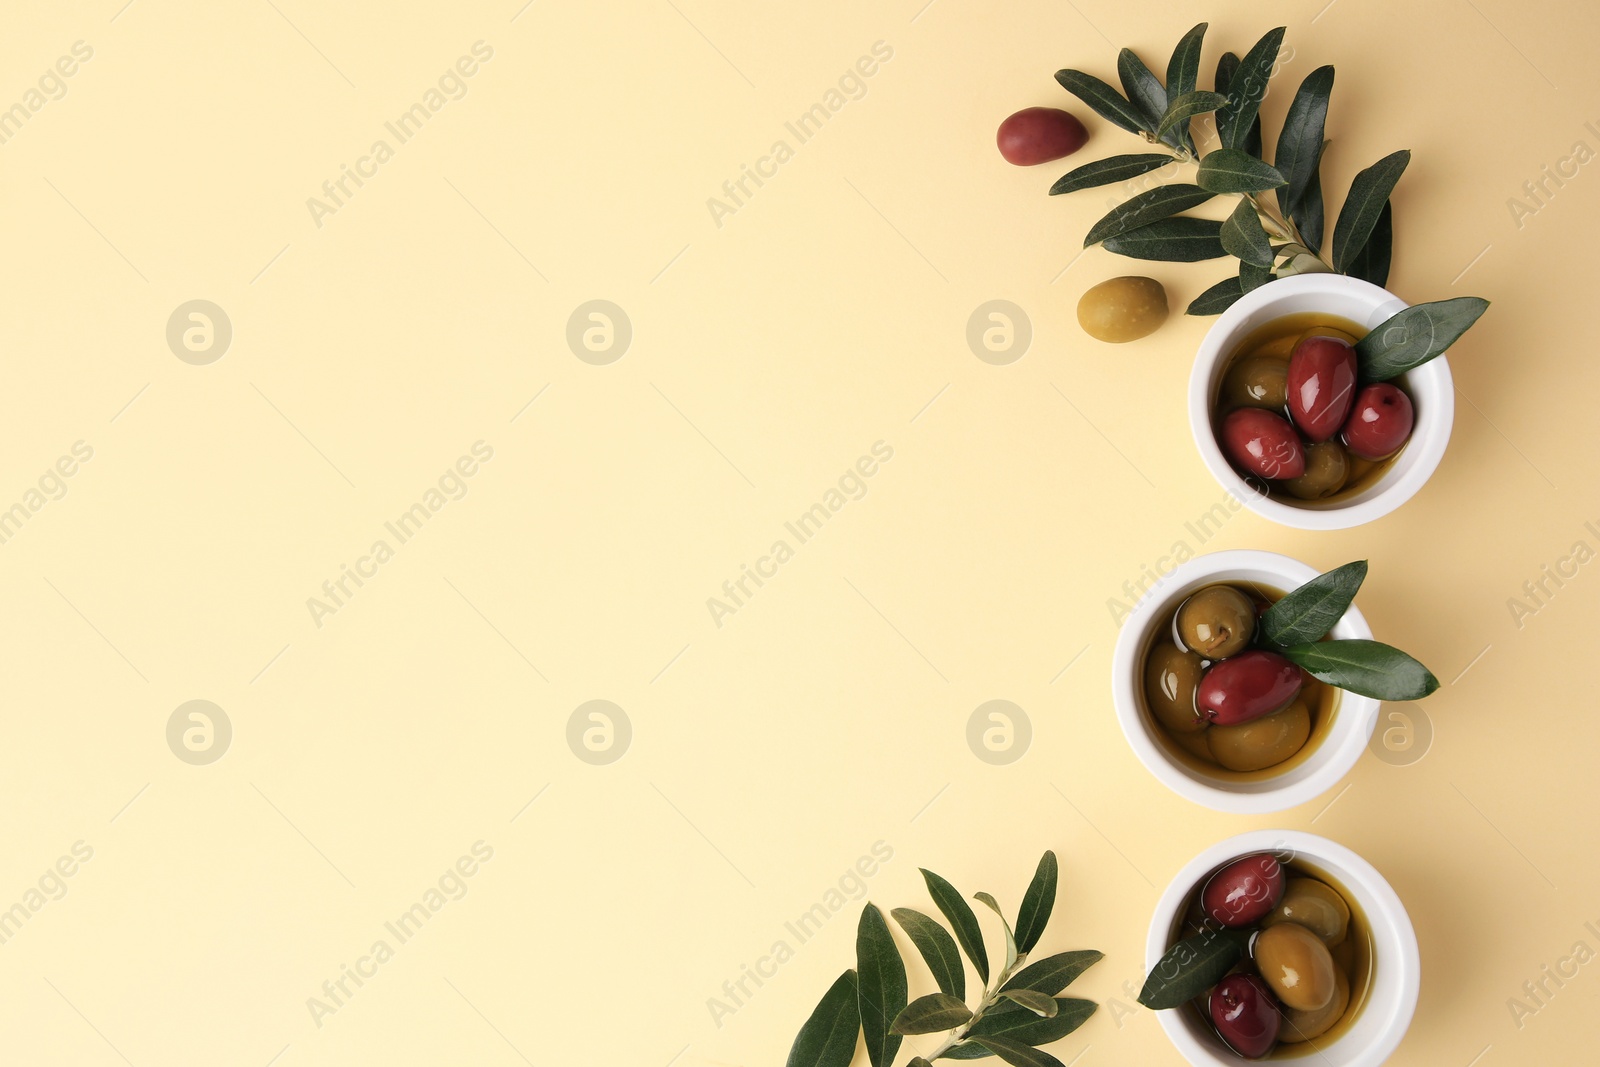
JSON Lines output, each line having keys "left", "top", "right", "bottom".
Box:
{"left": 1197, "top": 650, "right": 1304, "bottom": 726}
{"left": 1342, "top": 383, "right": 1414, "bottom": 460}
{"left": 997, "top": 107, "right": 1088, "bottom": 166}
{"left": 1286, "top": 337, "right": 1358, "bottom": 443}
{"left": 1210, "top": 974, "right": 1283, "bottom": 1058}
{"left": 1202, "top": 853, "right": 1286, "bottom": 927}
{"left": 1220, "top": 408, "right": 1306, "bottom": 481}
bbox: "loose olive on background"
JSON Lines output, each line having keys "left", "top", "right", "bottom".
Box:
{"left": 1220, "top": 355, "right": 1288, "bottom": 411}
{"left": 1145, "top": 642, "right": 1207, "bottom": 734}
{"left": 1201, "top": 853, "right": 1285, "bottom": 927}
{"left": 1209, "top": 973, "right": 1281, "bottom": 1058}
{"left": 1283, "top": 440, "right": 1350, "bottom": 500}
{"left": 1262, "top": 877, "right": 1351, "bottom": 946}
{"left": 1221, "top": 408, "right": 1306, "bottom": 480}
{"left": 1343, "top": 382, "right": 1415, "bottom": 459}
{"left": 1197, "top": 649, "right": 1304, "bottom": 725}
{"left": 1077, "top": 276, "right": 1168, "bottom": 343}
{"left": 1281, "top": 967, "right": 1350, "bottom": 1044}
{"left": 1253, "top": 921, "right": 1338, "bottom": 1012}
{"left": 1207, "top": 697, "right": 1311, "bottom": 772}
{"left": 1287, "top": 337, "right": 1358, "bottom": 442}
{"left": 1176, "top": 584, "right": 1255, "bottom": 659}
{"left": 996, "top": 107, "right": 1089, "bottom": 166}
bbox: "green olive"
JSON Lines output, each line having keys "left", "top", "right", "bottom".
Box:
{"left": 1171, "top": 728, "right": 1213, "bottom": 763}
{"left": 1253, "top": 922, "right": 1338, "bottom": 1012}
{"left": 1262, "top": 878, "right": 1351, "bottom": 946}
{"left": 1220, "top": 355, "right": 1288, "bottom": 411}
{"left": 1144, "top": 642, "right": 1207, "bottom": 734}
{"left": 1281, "top": 966, "right": 1350, "bottom": 1043}
{"left": 1077, "top": 276, "right": 1168, "bottom": 343}
{"left": 1283, "top": 441, "right": 1350, "bottom": 500}
{"left": 1206, "top": 698, "right": 1311, "bottom": 772}
{"left": 1175, "top": 584, "right": 1255, "bottom": 659}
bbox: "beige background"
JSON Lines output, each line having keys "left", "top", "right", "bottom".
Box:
{"left": 0, "top": 0, "right": 1595, "bottom": 1064}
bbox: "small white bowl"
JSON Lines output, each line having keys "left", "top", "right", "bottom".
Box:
{"left": 1147, "top": 830, "right": 1421, "bottom": 1067}
{"left": 1188, "top": 274, "right": 1454, "bottom": 530}
{"left": 1110, "top": 550, "right": 1378, "bottom": 814}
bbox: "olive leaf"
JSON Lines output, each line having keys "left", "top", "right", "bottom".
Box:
{"left": 943, "top": 999, "right": 1097, "bottom": 1059}
{"left": 1213, "top": 52, "right": 1263, "bottom": 159}
{"left": 890, "top": 992, "right": 973, "bottom": 1035}
{"left": 1260, "top": 560, "right": 1368, "bottom": 647}
{"left": 1297, "top": 156, "right": 1327, "bottom": 252}
{"left": 1283, "top": 639, "right": 1441, "bottom": 701}
{"left": 921, "top": 868, "right": 990, "bottom": 985}
{"left": 1000, "top": 989, "right": 1059, "bottom": 1017}
{"left": 1332, "top": 149, "right": 1410, "bottom": 272}
{"left": 1240, "top": 260, "right": 1273, "bottom": 293}
{"left": 786, "top": 970, "right": 861, "bottom": 1067}
{"left": 891, "top": 907, "right": 966, "bottom": 1000}
{"left": 1275, "top": 66, "right": 1335, "bottom": 217}
{"left": 974, "top": 892, "right": 1020, "bottom": 973}
{"left": 968, "top": 1036, "right": 1067, "bottom": 1067}
{"left": 1000, "top": 950, "right": 1104, "bottom": 996}
{"left": 1156, "top": 90, "right": 1227, "bottom": 143}
{"left": 1345, "top": 201, "right": 1393, "bottom": 287}
{"left": 1356, "top": 296, "right": 1490, "bottom": 381}
{"left": 1117, "top": 48, "right": 1173, "bottom": 145}
{"left": 1083, "top": 184, "right": 1214, "bottom": 247}
{"left": 1102, "top": 217, "right": 1226, "bottom": 261}
{"left": 910, "top": 1060, "right": 934, "bottom": 1067}
{"left": 856, "top": 905, "right": 907, "bottom": 1067}
{"left": 1050, "top": 153, "right": 1171, "bottom": 195}
{"left": 1220, "top": 198, "right": 1274, "bottom": 267}
{"left": 1013, "top": 851, "right": 1057, "bottom": 955}
{"left": 1187, "top": 275, "right": 1244, "bottom": 315}
{"left": 1138, "top": 929, "right": 1250, "bottom": 1010}
{"left": 1215, "top": 27, "right": 1286, "bottom": 153}
{"left": 1165, "top": 23, "right": 1208, "bottom": 105}
{"left": 1054, "top": 69, "right": 1147, "bottom": 135}
{"left": 1196, "top": 149, "right": 1286, "bottom": 194}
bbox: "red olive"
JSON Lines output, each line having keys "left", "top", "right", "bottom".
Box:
{"left": 1342, "top": 383, "right": 1414, "bottom": 460}
{"left": 1202, "top": 853, "right": 1286, "bottom": 928}
{"left": 1197, "top": 650, "right": 1303, "bottom": 725}
{"left": 997, "top": 107, "right": 1089, "bottom": 166}
{"left": 1220, "top": 409, "right": 1306, "bottom": 481}
{"left": 1210, "top": 973, "right": 1283, "bottom": 1058}
{"left": 1286, "top": 337, "right": 1358, "bottom": 443}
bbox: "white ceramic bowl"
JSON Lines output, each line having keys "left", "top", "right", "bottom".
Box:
{"left": 1188, "top": 274, "right": 1454, "bottom": 530}
{"left": 1147, "top": 830, "right": 1421, "bottom": 1067}
{"left": 1110, "top": 550, "right": 1378, "bottom": 814}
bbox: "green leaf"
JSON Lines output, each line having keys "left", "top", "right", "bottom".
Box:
{"left": 1356, "top": 297, "right": 1490, "bottom": 381}
{"left": 1283, "top": 640, "right": 1441, "bottom": 701}
{"left": 1275, "top": 66, "right": 1335, "bottom": 216}
{"left": 1332, "top": 150, "right": 1410, "bottom": 272}
{"left": 910, "top": 1059, "right": 935, "bottom": 1067}
{"left": 1345, "top": 200, "right": 1393, "bottom": 287}
{"left": 1054, "top": 69, "right": 1147, "bottom": 135}
{"left": 1013, "top": 851, "right": 1057, "bottom": 955}
{"left": 1187, "top": 276, "right": 1244, "bottom": 315}
{"left": 1156, "top": 90, "right": 1228, "bottom": 143}
{"left": 1102, "top": 217, "right": 1226, "bottom": 261}
{"left": 1261, "top": 561, "right": 1368, "bottom": 647}
{"left": 1001, "top": 950, "right": 1104, "bottom": 995}
{"left": 1000, "top": 990, "right": 1058, "bottom": 1017}
{"left": 1138, "top": 929, "right": 1250, "bottom": 1010}
{"left": 1083, "top": 183, "right": 1214, "bottom": 247}
{"left": 891, "top": 908, "right": 966, "bottom": 1000}
{"left": 890, "top": 992, "right": 973, "bottom": 1035}
{"left": 857, "top": 905, "right": 907, "bottom": 1067}
{"left": 973, "top": 892, "right": 1019, "bottom": 973}
{"left": 1118, "top": 48, "right": 1173, "bottom": 146}
{"left": 968, "top": 1037, "right": 1066, "bottom": 1067}
{"left": 786, "top": 970, "right": 861, "bottom": 1067}
{"left": 921, "top": 868, "right": 990, "bottom": 985}
{"left": 1297, "top": 159, "right": 1326, "bottom": 252}
{"left": 1240, "top": 260, "right": 1273, "bottom": 293}
{"left": 944, "top": 999, "right": 1096, "bottom": 1059}
{"left": 1220, "top": 198, "right": 1273, "bottom": 267}
{"left": 1165, "top": 23, "right": 1208, "bottom": 105}
{"left": 1050, "top": 153, "right": 1172, "bottom": 195}
{"left": 1197, "top": 148, "right": 1286, "bottom": 194}
{"left": 1216, "top": 27, "right": 1286, "bottom": 153}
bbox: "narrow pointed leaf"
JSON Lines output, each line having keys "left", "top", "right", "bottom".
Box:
{"left": 891, "top": 992, "right": 973, "bottom": 1035}
{"left": 1297, "top": 157, "right": 1326, "bottom": 251}
{"left": 1345, "top": 200, "right": 1393, "bottom": 287}
{"left": 1216, "top": 27, "right": 1286, "bottom": 152}
{"left": 1165, "top": 23, "right": 1208, "bottom": 105}
{"left": 1001, "top": 950, "right": 1104, "bottom": 995}
{"left": 1356, "top": 297, "right": 1490, "bottom": 381}
{"left": 921, "top": 868, "right": 989, "bottom": 985}
{"left": 1139, "top": 930, "right": 1250, "bottom": 1009}
{"left": 1197, "top": 148, "right": 1286, "bottom": 193}
{"left": 1000, "top": 990, "right": 1059, "bottom": 1017}
{"left": 1102, "top": 217, "right": 1226, "bottom": 261}
{"left": 1118, "top": 48, "right": 1172, "bottom": 144}
{"left": 911, "top": 1059, "right": 935, "bottom": 1067}
{"left": 1240, "top": 260, "right": 1273, "bottom": 292}
{"left": 1261, "top": 560, "right": 1368, "bottom": 647}
{"left": 1221, "top": 198, "right": 1274, "bottom": 267}
{"left": 1187, "top": 275, "right": 1244, "bottom": 315}
{"left": 1051, "top": 153, "right": 1172, "bottom": 195}
{"left": 1013, "top": 851, "right": 1057, "bottom": 954}
{"left": 1333, "top": 149, "right": 1410, "bottom": 272}
{"left": 1284, "top": 640, "right": 1441, "bottom": 701}
{"left": 857, "top": 905, "right": 907, "bottom": 1067}
{"left": 891, "top": 908, "right": 966, "bottom": 1000}
{"left": 973, "top": 892, "right": 1018, "bottom": 972}
{"left": 1156, "top": 90, "right": 1227, "bottom": 143}
{"left": 1083, "top": 183, "right": 1214, "bottom": 247}
{"left": 1275, "top": 66, "right": 1335, "bottom": 215}
{"left": 944, "top": 999, "right": 1097, "bottom": 1059}
{"left": 968, "top": 1037, "right": 1066, "bottom": 1067}
{"left": 1054, "top": 69, "right": 1146, "bottom": 135}
{"left": 786, "top": 970, "right": 860, "bottom": 1067}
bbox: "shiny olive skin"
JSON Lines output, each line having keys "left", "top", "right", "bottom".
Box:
{"left": 1202, "top": 853, "right": 1285, "bottom": 927}
{"left": 1197, "top": 650, "right": 1304, "bottom": 726}
{"left": 997, "top": 107, "right": 1089, "bottom": 166}
{"left": 1254, "top": 921, "right": 1338, "bottom": 1012}
{"left": 1210, "top": 973, "right": 1282, "bottom": 1059}
{"left": 1343, "top": 382, "right": 1415, "bottom": 460}
{"left": 1171, "top": 727, "right": 1213, "bottom": 762}
{"left": 1262, "top": 877, "right": 1351, "bottom": 946}
{"left": 1176, "top": 584, "right": 1255, "bottom": 659}
{"left": 1283, "top": 440, "right": 1350, "bottom": 500}
{"left": 1286, "top": 337, "right": 1358, "bottom": 442}
{"left": 1221, "top": 355, "right": 1289, "bottom": 411}
{"left": 1281, "top": 966, "right": 1350, "bottom": 1043}
{"left": 1077, "top": 276, "right": 1168, "bottom": 343}
{"left": 1221, "top": 408, "right": 1306, "bottom": 480}
{"left": 1145, "top": 642, "right": 1207, "bottom": 734}
{"left": 1207, "top": 698, "right": 1312, "bottom": 772}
